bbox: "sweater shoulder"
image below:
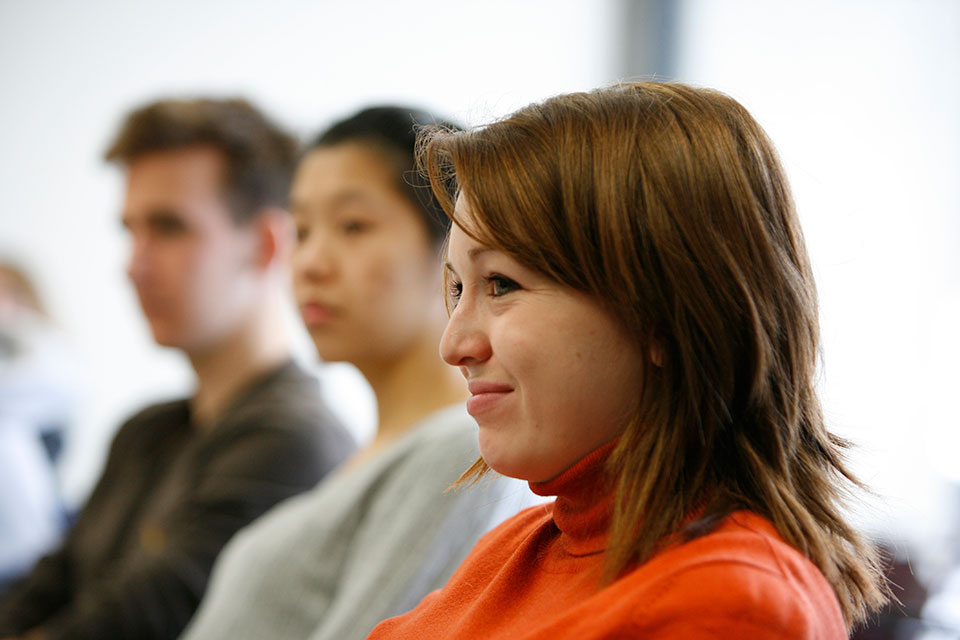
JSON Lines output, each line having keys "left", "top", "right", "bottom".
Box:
{"left": 216, "top": 363, "right": 335, "bottom": 434}
{"left": 207, "top": 363, "right": 355, "bottom": 465}
{"left": 624, "top": 511, "right": 846, "bottom": 637}
{"left": 109, "top": 399, "right": 190, "bottom": 452}
{"left": 646, "top": 511, "right": 831, "bottom": 588}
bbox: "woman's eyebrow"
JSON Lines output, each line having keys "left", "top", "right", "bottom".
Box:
{"left": 444, "top": 245, "right": 492, "bottom": 275}
{"left": 292, "top": 190, "right": 374, "bottom": 216}
{"left": 328, "top": 190, "right": 373, "bottom": 210}
{"left": 468, "top": 246, "right": 492, "bottom": 261}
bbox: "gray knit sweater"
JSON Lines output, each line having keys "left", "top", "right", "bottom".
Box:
{"left": 180, "top": 403, "right": 534, "bottom": 640}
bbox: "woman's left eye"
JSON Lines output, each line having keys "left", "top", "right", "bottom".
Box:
{"left": 295, "top": 225, "right": 309, "bottom": 243}
{"left": 485, "top": 274, "right": 521, "bottom": 297}
{"left": 342, "top": 219, "right": 371, "bottom": 234}
{"left": 446, "top": 280, "right": 463, "bottom": 310}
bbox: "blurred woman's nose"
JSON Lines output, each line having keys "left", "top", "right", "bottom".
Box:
{"left": 439, "top": 302, "right": 492, "bottom": 367}
{"left": 292, "top": 230, "right": 336, "bottom": 283}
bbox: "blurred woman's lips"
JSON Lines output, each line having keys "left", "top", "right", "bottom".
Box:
{"left": 300, "top": 302, "right": 335, "bottom": 327}
{"left": 466, "top": 380, "right": 513, "bottom": 417}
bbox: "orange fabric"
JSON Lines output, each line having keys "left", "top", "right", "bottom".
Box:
{"left": 368, "top": 442, "right": 847, "bottom": 639}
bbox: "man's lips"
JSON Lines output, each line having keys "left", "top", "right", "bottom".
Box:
{"left": 466, "top": 380, "right": 513, "bottom": 416}
{"left": 134, "top": 292, "right": 169, "bottom": 318}
{"left": 300, "top": 302, "right": 336, "bottom": 326}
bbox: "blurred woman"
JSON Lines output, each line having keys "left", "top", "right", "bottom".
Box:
{"left": 368, "top": 83, "right": 889, "bottom": 639}
{"left": 181, "top": 107, "right": 530, "bottom": 640}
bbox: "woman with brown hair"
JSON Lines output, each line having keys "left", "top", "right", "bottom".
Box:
{"left": 368, "top": 82, "right": 888, "bottom": 638}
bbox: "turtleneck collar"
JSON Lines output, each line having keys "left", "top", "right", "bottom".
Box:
{"left": 529, "top": 440, "right": 618, "bottom": 557}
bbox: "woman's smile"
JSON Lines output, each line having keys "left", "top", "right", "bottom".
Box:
{"left": 465, "top": 379, "right": 514, "bottom": 417}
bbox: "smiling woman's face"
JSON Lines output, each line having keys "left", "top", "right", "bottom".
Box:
{"left": 440, "top": 199, "right": 646, "bottom": 482}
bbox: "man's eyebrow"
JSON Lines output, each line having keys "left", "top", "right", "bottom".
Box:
{"left": 121, "top": 209, "right": 188, "bottom": 229}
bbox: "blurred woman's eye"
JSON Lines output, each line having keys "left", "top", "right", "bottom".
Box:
{"left": 342, "top": 219, "right": 371, "bottom": 235}
{"left": 485, "top": 274, "right": 521, "bottom": 297}
{"left": 295, "top": 225, "right": 309, "bottom": 243}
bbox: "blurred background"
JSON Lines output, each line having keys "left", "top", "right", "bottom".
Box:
{"left": 0, "top": 0, "right": 957, "bottom": 635}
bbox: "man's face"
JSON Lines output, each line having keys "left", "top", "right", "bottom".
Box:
{"left": 122, "top": 146, "right": 259, "bottom": 354}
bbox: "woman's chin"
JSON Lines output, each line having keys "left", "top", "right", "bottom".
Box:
{"left": 484, "top": 462, "right": 530, "bottom": 481}
{"left": 478, "top": 445, "right": 534, "bottom": 482}
{"left": 478, "top": 442, "right": 520, "bottom": 480}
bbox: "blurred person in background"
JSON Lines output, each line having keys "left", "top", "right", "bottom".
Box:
{"left": 0, "top": 98, "right": 355, "bottom": 640}
{"left": 368, "top": 82, "right": 889, "bottom": 639}
{"left": 181, "top": 106, "right": 534, "bottom": 640}
{"left": 0, "top": 262, "right": 79, "bottom": 591}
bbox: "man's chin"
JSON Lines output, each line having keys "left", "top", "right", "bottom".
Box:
{"left": 146, "top": 324, "right": 186, "bottom": 350}
{"left": 152, "top": 336, "right": 184, "bottom": 350}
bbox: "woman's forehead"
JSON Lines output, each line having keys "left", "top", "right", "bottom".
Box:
{"left": 445, "top": 224, "right": 488, "bottom": 265}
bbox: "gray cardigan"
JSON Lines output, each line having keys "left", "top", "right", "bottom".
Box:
{"left": 180, "top": 403, "right": 534, "bottom": 640}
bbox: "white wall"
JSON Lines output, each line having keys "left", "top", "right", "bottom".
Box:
{"left": 0, "top": 0, "right": 618, "bottom": 506}
{"left": 676, "top": 0, "right": 960, "bottom": 566}
{"left": 2, "top": 0, "right": 957, "bottom": 576}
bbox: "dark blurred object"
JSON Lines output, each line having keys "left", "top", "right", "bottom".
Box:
{"left": 852, "top": 545, "right": 926, "bottom": 639}
{"left": 851, "top": 542, "right": 960, "bottom": 640}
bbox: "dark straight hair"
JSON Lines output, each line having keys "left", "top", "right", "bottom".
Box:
{"left": 310, "top": 106, "right": 462, "bottom": 244}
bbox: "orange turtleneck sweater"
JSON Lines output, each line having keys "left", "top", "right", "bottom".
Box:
{"left": 368, "top": 442, "right": 847, "bottom": 639}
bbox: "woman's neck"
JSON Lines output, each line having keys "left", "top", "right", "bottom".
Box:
{"left": 358, "top": 330, "right": 468, "bottom": 445}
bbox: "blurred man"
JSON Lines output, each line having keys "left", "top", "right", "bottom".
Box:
{"left": 0, "top": 98, "right": 355, "bottom": 640}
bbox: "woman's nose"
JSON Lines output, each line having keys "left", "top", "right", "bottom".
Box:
{"left": 292, "top": 232, "right": 336, "bottom": 283}
{"left": 439, "top": 303, "right": 492, "bottom": 367}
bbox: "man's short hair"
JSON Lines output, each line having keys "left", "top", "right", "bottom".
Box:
{"left": 104, "top": 98, "right": 298, "bottom": 224}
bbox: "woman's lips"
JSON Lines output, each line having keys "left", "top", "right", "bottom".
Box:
{"left": 466, "top": 380, "right": 513, "bottom": 417}
{"left": 300, "top": 302, "right": 335, "bottom": 327}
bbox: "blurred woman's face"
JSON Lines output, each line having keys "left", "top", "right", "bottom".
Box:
{"left": 440, "top": 198, "right": 646, "bottom": 482}
{"left": 290, "top": 143, "right": 440, "bottom": 368}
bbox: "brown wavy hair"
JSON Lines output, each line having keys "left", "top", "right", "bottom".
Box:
{"left": 105, "top": 98, "right": 297, "bottom": 224}
{"left": 420, "top": 82, "right": 888, "bottom": 628}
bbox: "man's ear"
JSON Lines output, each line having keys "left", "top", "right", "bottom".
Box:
{"left": 252, "top": 207, "right": 294, "bottom": 269}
